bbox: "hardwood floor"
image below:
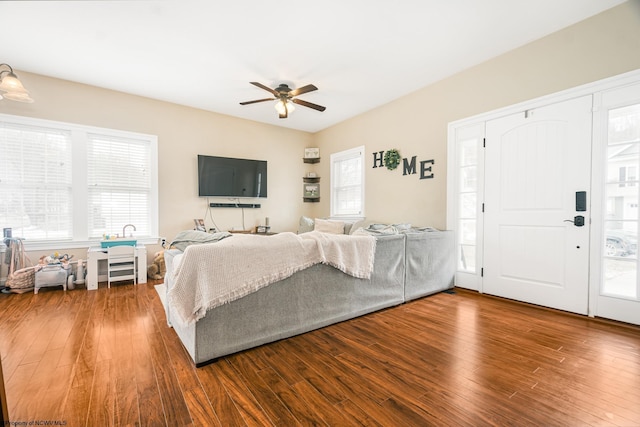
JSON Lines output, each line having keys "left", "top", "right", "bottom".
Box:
{"left": 0, "top": 281, "right": 639, "bottom": 426}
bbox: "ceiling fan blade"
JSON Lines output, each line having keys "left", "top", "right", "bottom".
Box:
{"left": 250, "top": 82, "right": 279, "bottom": 97}
{"left": 289, "top": 84, "right": 318, "bottom": 97}
{"left": 239, "top": 98, "right": 274, "bottom": 105}
{"left": 292, "top": 98, "right": 326, "bottom": 112}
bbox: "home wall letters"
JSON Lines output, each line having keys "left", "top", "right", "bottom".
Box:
{"left": 372, "top": 150, "right": 434, "bottom": 179}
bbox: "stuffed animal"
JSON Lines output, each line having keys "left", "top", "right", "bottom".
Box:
{"left": 38, "top": 252, "right": 73, "bottom": 265}
{"left": 147, "top": 250, "right": 166, "bottom": 280}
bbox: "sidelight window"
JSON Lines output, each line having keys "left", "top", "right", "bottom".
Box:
{"left": 602, "top": 103, "right": 640, "bottom": 299}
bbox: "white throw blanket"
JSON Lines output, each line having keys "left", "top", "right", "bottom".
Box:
{"left": 168, "top": 231, "right": 376, "bottom": 326}
{"left": 299, "top": 231, "right": 376, "bottom": 279}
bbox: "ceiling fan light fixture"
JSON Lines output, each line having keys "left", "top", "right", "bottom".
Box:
{"left": 0, "top": 72, "right": 27, "bottom": 93}
{"left": 2, "top": 91, "right": 34, "bottom": 103}
{"left": 0, "top": 63, "right": 33, "bottom": 103}
{"left": 274, "top": 99, "right": 295, "bottom": 116}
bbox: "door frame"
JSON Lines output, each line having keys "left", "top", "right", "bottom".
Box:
{"left": 447, "top": 68, "right": 640, "bottom": 319}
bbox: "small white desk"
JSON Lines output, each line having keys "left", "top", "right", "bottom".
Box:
{"left": 86, "top": 245, "right": 147, "bottom": 290}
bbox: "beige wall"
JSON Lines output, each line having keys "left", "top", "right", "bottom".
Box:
{"left": 313, "top": 1, "right": 640, "bottom": 229}
{"left": 1, "top": 1, "right": 639, "bottom": 266}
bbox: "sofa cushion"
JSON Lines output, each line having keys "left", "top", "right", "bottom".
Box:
{"left": 314, "top": 218, "right": 345, "bottom": 234}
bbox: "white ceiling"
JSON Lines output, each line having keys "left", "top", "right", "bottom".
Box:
{"left": 0, "top": 0, "right": 626, "bottom": 133}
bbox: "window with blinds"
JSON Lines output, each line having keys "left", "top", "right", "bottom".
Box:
{"left": 0, "top": 114, "right": 158, "bottom": 247}
{"left": 330, "top": 146, "right": 365, "bottom": 217}
{"left": 87, "top": 134, "right": 152, "bottom": 239}
{"left": 0, "top": 122, "right": 73, "bottom": 240}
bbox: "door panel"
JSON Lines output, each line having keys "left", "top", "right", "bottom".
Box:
{"left": 499, "top": 225, "right": 565, "bottom": 286}
{"left": 484, "top": 96, "right": 592, "bottom": 314}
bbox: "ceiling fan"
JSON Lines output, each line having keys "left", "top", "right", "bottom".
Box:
{"left": 240, "top": 82, "right": 326, "bottom": 119}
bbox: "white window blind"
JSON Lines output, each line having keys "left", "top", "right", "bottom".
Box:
{"left": 0, "top": 113, "right": 158, "bottom": 249}
{"left": 0, "top": 122, "right": 73, "bottom": 240}
{"left": 87, "top": 134, "right": 152, "bottom": 239}
{"left": 331, "top": 146, "right": 365, "bottom": 217}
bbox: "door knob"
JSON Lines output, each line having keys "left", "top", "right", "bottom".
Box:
{"left": 564, "top": 216, "right": 585, "bottom": 227}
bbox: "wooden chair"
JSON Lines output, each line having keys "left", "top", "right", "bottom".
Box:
{"left": 107, "top": 245, "right": 136, "bottom": 288}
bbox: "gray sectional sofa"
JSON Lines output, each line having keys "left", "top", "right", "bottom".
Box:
{"left": 163, "top": 229, "right": 454, "bottom": 366}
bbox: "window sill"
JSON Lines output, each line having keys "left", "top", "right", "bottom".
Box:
{"left": 329, "top": 216, "right": 365, "bottom": 222}
{"left": 15, "top": 237, "right": 161, "bottom": 252}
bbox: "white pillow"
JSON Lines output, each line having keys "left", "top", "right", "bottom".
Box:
{"left": 298, "top": 216, "right": 315, "bottom": 234}
{"left": 314, "top": 218, "right": 345, "bottom": 234}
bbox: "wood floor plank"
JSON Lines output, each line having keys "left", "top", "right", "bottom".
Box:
{"left": 145, "top": 331, "right": 192, "bottom": 426}
{"left": 1, "top": 283, "right": 639, "bottom": 426}
{"left": 226, "top": 352, "right": 300, "bottom": 426}
{"left": 86, "top": 360, "right": 115, "bottom": 426}
{"left": 114, "top": 369, "right": 140, "bottom": 426}
{"left": 379, "top": 396, "right": 443, "bottom": 426}
{"left": 4, "top": 361, "right": 36, "bottom": 413}
{"left": 256, "top": 367, "right": 320, "bottom": 426}
{"left": 284, "top": 338, "right": 393, "bottom": 421}
{"left": 526, "top": 365, "right": 640, "bottom": 425}
{"left": 137, "top": 380, "right": 169, "bottom": 427}
{"left": 253, "top": 341, "right": 306, "bottom": 386}
{"left": 418, "top": 383, "right": 513, "bottom": 427}
{"left": 213, "top": 359, "right": 276, "bottom": 427}
{"left": 63, "top": 385, "right": 91, "bottom": 427}
{"left": 334, "top": 399, "right": 384, "bottom": 427}
{"left": 273, "top": 340, "right": 348, "bottom": 406}
{"left": 334, "top": 337, "right": 432, "bottom": 399}
{"left": 339, "top": 393, "right": 421, "bottom": 427}
{"left": 182, "top": 387, "right": 221, "bottom": 427}
{"left": 57, "top": 289, "right": 98, "bottom": 368}
{"left": 507, "top": 387, "right": 614, "bottom": 427}
{"left": 2, "top": 308, "right": 50, "bottom": 376}
{"left": 283, "top": 330, "right": 391, "bottom": 404}
{"left": 196, "top": 363, "right": 246, "bottom": 426}
{"left": 291, "top": 379, "right": 358, "bottom": 426}
{"left": 37, "top": 350, "right": 74, "bottom": 421}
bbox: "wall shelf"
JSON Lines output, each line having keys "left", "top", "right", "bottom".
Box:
{"left": 303, "top": 157, "right": 320, "bottom": 202}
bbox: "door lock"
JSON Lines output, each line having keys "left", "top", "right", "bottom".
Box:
{"left": 564, "top": 216, "right": 585, "bottom": 227}
{"left": 576, "top": 191, "right": 587, "bottom": 212}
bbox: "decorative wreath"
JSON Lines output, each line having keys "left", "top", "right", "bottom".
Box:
{"left": 384, "top": 149, "right": 401, "bottom": 170}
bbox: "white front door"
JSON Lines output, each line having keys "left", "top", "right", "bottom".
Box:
{"left": 592, "top": 82, "right": 640, "bottom": 325}
{"left": 483, "top": 96, "right": 593, "bottom": 314}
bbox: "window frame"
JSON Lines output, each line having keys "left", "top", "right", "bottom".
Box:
{"left": 330, "top": 145, "right": 365, "bottom": 219}
{"left": 0, "top": 113, "right": 158, "bottom": 251}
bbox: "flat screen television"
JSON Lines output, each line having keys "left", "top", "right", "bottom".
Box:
{"left": 197, "top": 155, "right": 267, "bottom": 198}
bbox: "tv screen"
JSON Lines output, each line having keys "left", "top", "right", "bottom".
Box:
{"left": 198, "top": 155, "right": 267, "bottom": 198}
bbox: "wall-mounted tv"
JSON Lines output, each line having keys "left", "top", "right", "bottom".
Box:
{"left": 198, "top": 155, "right": 267, "bottom": 198}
